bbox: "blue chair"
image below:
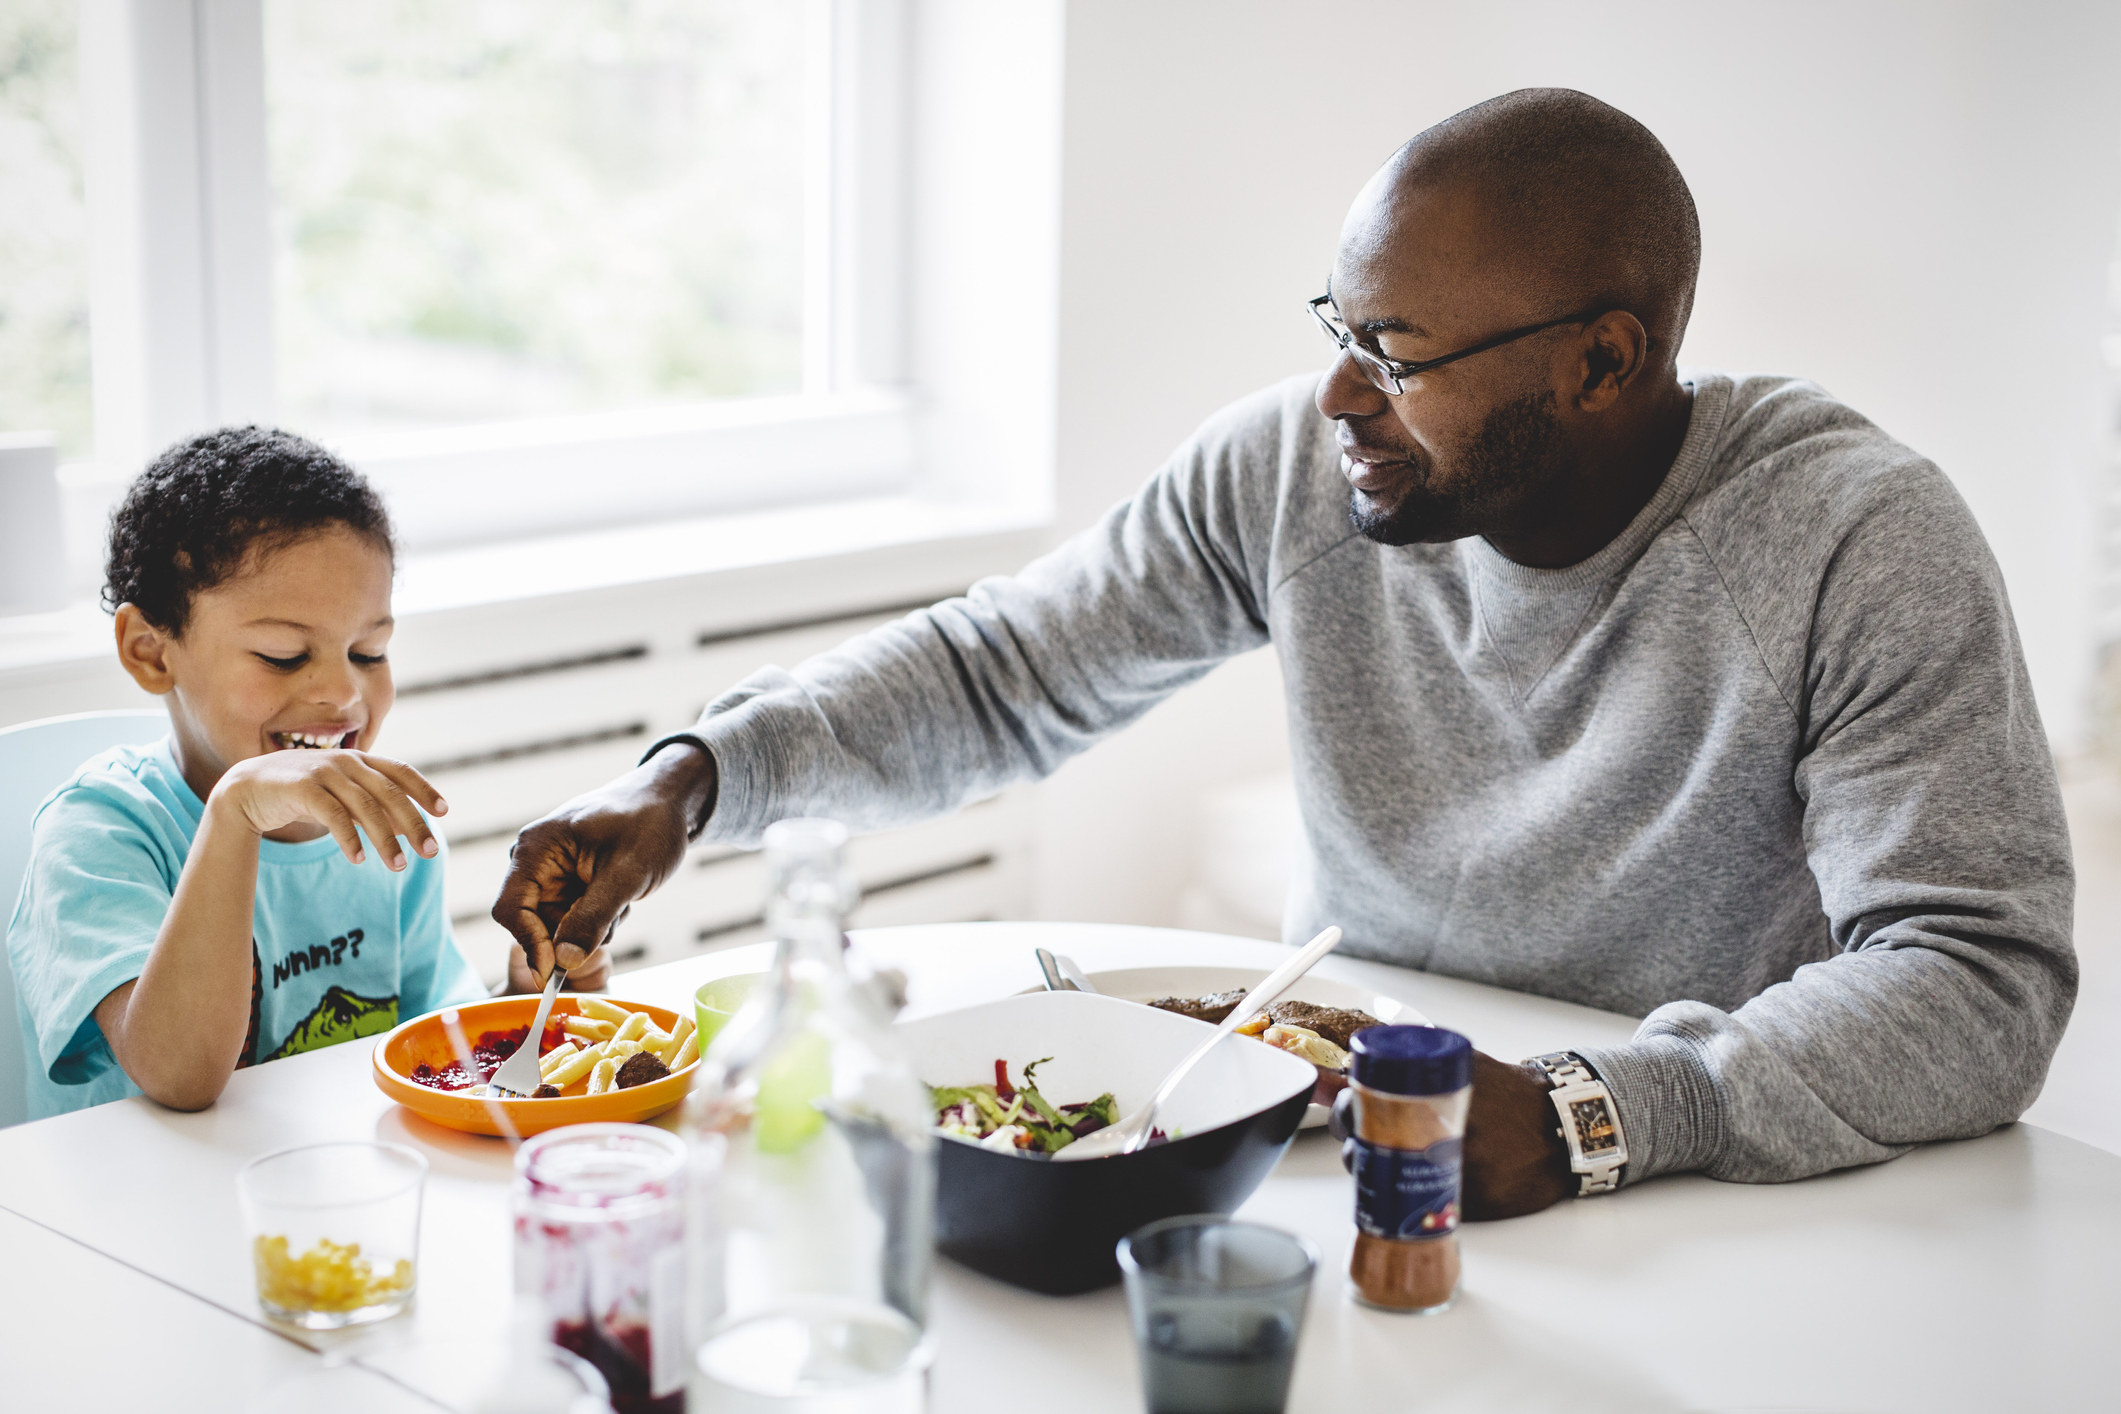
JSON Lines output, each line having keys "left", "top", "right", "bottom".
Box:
{"left": 0, "top": 709, "right": 168, "bottom": 1129}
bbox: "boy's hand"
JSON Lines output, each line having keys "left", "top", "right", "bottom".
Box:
{"left": 210, "top": 749, "right": 446, "bottom": 870}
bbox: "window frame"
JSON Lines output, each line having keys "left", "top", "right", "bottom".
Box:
{"left": 76, "top": 0, "right": 913, "bottom": 551}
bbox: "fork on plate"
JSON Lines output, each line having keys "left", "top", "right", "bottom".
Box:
{"left": 487, "top": 965, "right": 566, "bottom": 1098}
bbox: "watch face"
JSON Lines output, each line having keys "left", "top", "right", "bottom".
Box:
{"left": 1567, "top": 1095, "right": 1622, "bottom": 1159}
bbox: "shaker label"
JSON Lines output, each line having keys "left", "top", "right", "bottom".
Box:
{"left": 1353, "top": 1135, "right": 1462, "bottom": 1239}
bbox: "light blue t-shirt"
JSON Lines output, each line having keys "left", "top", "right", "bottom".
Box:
{"left": 6, "top": 738, "right": 486, "bottom": 1119}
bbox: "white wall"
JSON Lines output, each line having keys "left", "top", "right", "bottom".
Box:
{"left": 1030, "top": 0, "right": 2121, "bottom": 929}
{"left": 904, "top": 0, "right": 1064, "bottom": 515}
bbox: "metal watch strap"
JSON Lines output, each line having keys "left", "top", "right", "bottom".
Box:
{"left": 1529, "top": 1051, "right": 1629, "bottom": 1197}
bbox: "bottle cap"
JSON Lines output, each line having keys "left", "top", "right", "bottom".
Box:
{"left": 1349, "top": 1025, "right": 1472, "bottom": 1095}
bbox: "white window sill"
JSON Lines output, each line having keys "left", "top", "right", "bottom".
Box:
{"left": 352, "top": 389, "right": 922, "bottom": 553}
{"left": 0, "top": 492, "right": 1053, "bottom": 679}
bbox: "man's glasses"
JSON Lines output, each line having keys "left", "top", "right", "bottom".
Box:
{"left": 1308, "top": 293, "right": 1609, "bottom": 395}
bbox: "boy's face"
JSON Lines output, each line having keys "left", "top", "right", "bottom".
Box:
{"left": 118, "top": 526, "right": 398, "bottom": 799}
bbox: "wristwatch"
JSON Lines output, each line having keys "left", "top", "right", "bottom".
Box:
{"left": 1527, "top": 1051, "right": 1628, "bottom": 1196}
{"left": 638, "top": 732, "right": 717, "bottom": 840}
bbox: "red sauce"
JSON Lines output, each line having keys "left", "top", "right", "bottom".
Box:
{"left": 406, "top": 1025, "right": 566, "bottom": 1092}
{"left": 553, "top": 1318, "right": 680, "bottom": 1414}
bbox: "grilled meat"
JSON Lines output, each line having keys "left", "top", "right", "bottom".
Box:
{"left": 1147, "top": 988, "right": 1249, "bottom": 1025}
{"left": 1263, "top": 1000, "right": 1382, "bottom": 1052}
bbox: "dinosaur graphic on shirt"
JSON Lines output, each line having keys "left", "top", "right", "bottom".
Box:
{"left": 262, "top": 986, "right": 399, "bottom": 1062}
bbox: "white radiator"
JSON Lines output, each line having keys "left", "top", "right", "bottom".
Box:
{"left": 387, "top": 604, "right": 1030, "bottom": 986}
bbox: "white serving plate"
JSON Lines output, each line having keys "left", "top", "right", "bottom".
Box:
{"left": 1019, "top": 965, "right": 1427, "bottom": 1128}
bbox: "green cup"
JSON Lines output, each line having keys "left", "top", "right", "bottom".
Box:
{"left": 695, "top": 973, "right": 765, "bottom": 1051}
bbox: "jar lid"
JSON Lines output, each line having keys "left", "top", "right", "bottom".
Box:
{"left": 516, "top": 1122, "right": 685, "bottom": 1204}
{"left": 1349, "top": 1025, "right": 1472, "bottom": 1095}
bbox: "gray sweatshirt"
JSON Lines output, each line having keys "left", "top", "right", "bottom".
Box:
{"left": 693, "top": 372, "right": 2076, "bottom": 1186}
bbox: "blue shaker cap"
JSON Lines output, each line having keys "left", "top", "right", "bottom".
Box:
{"left": 1349, "top": 1025, "right": 1473, "bottom": 1095}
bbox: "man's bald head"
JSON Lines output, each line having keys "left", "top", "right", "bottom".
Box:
{"left": 1321, "top": 91, "right": 1703, "bottom": 563}
{"left": 1351, "top": 89, "right": 1701, "bottom": 360}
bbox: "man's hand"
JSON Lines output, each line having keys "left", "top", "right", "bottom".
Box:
{"left": 491, "top": 743, "right": 716, "bottom": 984}
{"left": 504, "top": 940, "right": 611, "bottom": 995}
{"left": 1460, "top": 1050, "right": 1575, "bottom": 1219}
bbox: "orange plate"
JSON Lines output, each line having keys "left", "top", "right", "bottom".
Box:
{"left": 372, "top": 996, "right": 699, "bottom": 1137}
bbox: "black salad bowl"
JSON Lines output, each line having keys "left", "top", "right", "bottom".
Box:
{"left": 896, "top": 989, "right": 1318, "bottom": 1294}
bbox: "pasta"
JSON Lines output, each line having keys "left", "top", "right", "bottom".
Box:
{"left": 563, "top": 1016, "right": 618, "bottom": 1043}
{"left": 655, "top": 1017, "right": 695, "bottom": 1065}
{"left": 587, "top": 1057, "right": 620, "bottom": 1096}
{"left": 433, "top": 998, "right": 699, "bottom": 1101}
{"left": 575, "top": 996, "right": 633, "bottom": 1025}
{"left": 543, "top": 1045, "right": 601, "bottom": 1089}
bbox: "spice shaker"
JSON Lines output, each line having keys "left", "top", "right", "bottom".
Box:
{"left": 1343, "top": 1025, "right": 1471, "bottom": 1313}
{"left": 514, "top": 1123, "right": 688, "bottom": 1414}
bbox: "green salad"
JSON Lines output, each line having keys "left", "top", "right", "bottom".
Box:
{"left": 931, "top": 1057, "right": 1119, "bottom": 1155}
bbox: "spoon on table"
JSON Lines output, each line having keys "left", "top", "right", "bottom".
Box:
{"left": 1053, "top": 925, "right": 1343, "bottom": 1163}
{"left": 488, "top": 965, "right": 566, "bottom": 1098}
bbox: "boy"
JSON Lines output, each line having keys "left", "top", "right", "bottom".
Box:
{"left": 7, "top": 427, "right": 601, "bottom": 1119}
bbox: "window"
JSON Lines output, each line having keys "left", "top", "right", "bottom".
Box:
{"left": 0, "top": 0, "right": 90, "bottom": 459}
{"left": 47, "top": 0, "right": 912, "bottom": 557}
{"left": 264, "top": 0, "right": 807, "bottom": 440}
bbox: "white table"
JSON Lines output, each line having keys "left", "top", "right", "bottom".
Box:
{"left": 0, "top": 1206, "right": 437, "bottom": 1410}
{"left": 5, "top": 922, "right": 2118, "bottom": 1413}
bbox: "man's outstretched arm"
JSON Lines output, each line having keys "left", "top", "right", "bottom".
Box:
{"left": 493, "top": 387, "right": 1300, "bottom": 973}
{"left": 687, "top": 435, "right": 1281, "bottom": 847}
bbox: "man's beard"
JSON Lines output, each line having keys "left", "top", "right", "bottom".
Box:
{"left": 1348, "top": 390, "right": 1570, "bottom": 547}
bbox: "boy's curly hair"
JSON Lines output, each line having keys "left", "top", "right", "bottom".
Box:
{"left": 102, "top": 426, "right": 394, "bottom": 636}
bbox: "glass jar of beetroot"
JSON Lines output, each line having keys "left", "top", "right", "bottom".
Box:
{"left": 1344, "top": 1026, "right": 1472, "bottom": 1315}
{"left": 514, "top": 1123, "right": 687, "bottom": 1414}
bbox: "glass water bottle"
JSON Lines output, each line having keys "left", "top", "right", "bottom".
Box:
{"left": 684, "top": 818, "right": 937, "bottom": 1412}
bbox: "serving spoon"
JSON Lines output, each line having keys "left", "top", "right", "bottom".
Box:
{"left": 1054, "top": 953, "right": 1098, "bottom": 995}
{"left": 1035, "top": 947, "right": 1099, "bottom": 994}
{"left": 1053, "top": 925, "right": 1343, "bottom": 1162}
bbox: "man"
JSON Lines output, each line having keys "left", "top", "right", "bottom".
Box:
{"left": 495, "top": 90, "right": 2074, "bottom": 1217}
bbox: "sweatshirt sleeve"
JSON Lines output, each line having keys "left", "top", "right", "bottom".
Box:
{"left": 1581, "top": 467, "right": 2077, "bottom": 1184}
{"left": 691, "top": 396, "right": 1286, "bottom": 847}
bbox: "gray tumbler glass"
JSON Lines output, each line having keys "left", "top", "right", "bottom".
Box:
{"left": 1116, "top": 1215, "right": 1319, "bottom": 1414}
